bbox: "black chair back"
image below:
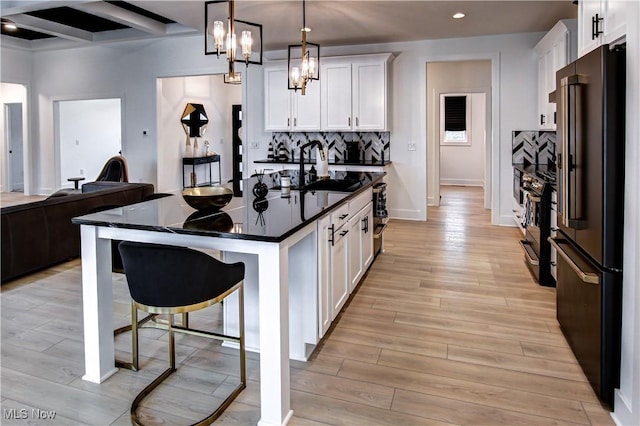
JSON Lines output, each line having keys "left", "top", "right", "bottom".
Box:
{"left": 118, "top": 241, "right": 244, "bottom": 308}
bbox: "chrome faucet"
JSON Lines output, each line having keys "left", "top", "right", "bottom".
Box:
{"left": 299, "top": 140, "right": 324, "bottom": 188}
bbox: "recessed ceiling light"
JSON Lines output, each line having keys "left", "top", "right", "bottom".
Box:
{"left": 2, "top": 19, "right": 18, "bottom": 30}
{"left": 453, "top": 12, "right": 466, "bottom": 19}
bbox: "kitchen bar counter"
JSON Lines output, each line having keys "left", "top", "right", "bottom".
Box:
{"left": 255, "top": 158, "right": 391, "bottom": 167}
{"left": 72, "top": 171, "right": 384, "bottom": 426}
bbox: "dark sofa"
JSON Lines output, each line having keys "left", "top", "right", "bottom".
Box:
{"left": 1, "top": 182, "right": 154, "bottom": 283}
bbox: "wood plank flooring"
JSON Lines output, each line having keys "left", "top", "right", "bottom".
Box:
{"left": 0, "top": 186, "right": 614, "bottom": 425}
{"left": 1, "top": 191, "right": 47, "bottom": 208}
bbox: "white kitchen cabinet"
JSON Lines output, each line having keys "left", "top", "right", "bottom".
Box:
{"left": 361, "top": 204, "right": 374, "bottom": 271}
{"left": 347, "top": 201, "right": 374, "bottom": 293}
{"left": 317, "top": 214, "right": 332, "bottom": 337}
{"left": 321, "top": 54, "right": 392, "bottom": 131}
{"left": 578, "top": 0, "right": 626, "bottom": 58}
{"left": 535, "top": 19, "right": 577, "bottom": 130}
{"left": 322, "top": 62, "right": 353, "bottom": 131}
{"left": 347, "top": 211, "right": 363, "bottom": 293}
{"left": 264, "top": 63, "right": 320, "bottom": 132}
{"left": 330, "top": 222, "right": 349, "bottom": 317}
{"left": 317, "top": 188, "right": 374, "bottom": 338}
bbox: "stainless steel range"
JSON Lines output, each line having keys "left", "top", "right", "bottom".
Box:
{"left": 519, "top": 168, "right": 557, "bottom": 287}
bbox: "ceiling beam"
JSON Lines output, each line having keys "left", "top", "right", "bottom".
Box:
{"left": 0, "top": 1, "right": 94, "bottom": 15}
{"left": 72, "top": 2, "right": 167, "bottom": 35}
{"left": 6, "top": 14, "right": 94, "bottom": 42}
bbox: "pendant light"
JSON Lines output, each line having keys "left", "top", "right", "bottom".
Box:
{"left": 288, "top": 0, "right": 320, "bottom": 95}
{"left": 205, "top": 0, "right": 263, "bottom": 84}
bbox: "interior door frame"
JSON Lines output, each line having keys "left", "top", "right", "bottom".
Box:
{"left": 53, "top": 94, "right": 125, "bottom": 189}
{"left": 431, "top": 86, "right": 491, "bottom": 203}
{"left": 1, "top": 82, "right": 30, "bottom": 195}
{"left": 420, "top": 53, "right": 500, "bottom": 224}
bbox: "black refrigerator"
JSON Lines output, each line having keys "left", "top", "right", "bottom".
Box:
{"left": 550, "top": 44, "right": 625, "bottom": 408}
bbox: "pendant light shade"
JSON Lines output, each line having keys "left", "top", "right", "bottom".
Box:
{"left": 287, "top": 0, "right": 320, "bottom": 95}
{"left": 205, "top": 0, "right": 263, "bottom": 84}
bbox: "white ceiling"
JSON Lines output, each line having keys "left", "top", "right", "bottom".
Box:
{"left": 1, "top": 1, "right": 578, "bottom": 51}
{"left": 132, "top": 0, "right": 578, "bottom": 50}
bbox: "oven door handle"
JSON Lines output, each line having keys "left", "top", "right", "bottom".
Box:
{"left": 519, "top": 240, "right": 539, "bottom": 266}
{"left": 373, "top": 223, "right": 387, "bottom": 239}
{"left": 548, "top": 238, "right": 600, "bottom": 285}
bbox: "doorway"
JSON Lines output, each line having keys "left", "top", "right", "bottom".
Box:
{"left": 1, "top": 82, "right": 29, "bottom": 194}
{"left": 54, "top": 98, "right": 122, "bottom": 189}
{"left": 439, "top": 92, "right": 487, "bottom": 205}
{"left": 427, "top": 60, "right": 492, "bottom": 210}
{"left": 5, "top": 103, "right": 24, "bottom": 192}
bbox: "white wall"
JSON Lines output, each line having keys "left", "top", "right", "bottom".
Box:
{"left": 57, "top": 98, "right": 121, "bottom": 187}
{"left": 157, "top": 74, "right": 241, "bottom": 193}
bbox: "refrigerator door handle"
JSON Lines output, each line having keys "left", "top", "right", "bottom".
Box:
{"left": 549, "top": 237, "right": 600, "bottom": 285}
{"left": 560, "top": 74, "right": 588, "bottom": 229}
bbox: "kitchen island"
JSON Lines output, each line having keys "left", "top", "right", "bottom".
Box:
{"left": 72, "top": 170, "right": 384, "bottom": 426}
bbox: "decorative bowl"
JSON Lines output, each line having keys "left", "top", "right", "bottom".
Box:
{"left": 182, "top": 186, "right": 233, "bottom": 211}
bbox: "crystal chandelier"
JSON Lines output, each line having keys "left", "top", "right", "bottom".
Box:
{"left": 205, "top": 0, "right": 263, "bottom": 84}
{"left": 288, "top": 0, "right": 320, "bottom": 95}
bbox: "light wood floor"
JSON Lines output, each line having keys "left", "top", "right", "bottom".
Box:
{"left": 1, "top": 191, "right": 47, "bottom": 208}
{"left": 0, "top": 186, "right": 614, "bottom": 425}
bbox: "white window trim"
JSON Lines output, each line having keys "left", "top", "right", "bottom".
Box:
{"left": 440, "top": 93, "right": 472, "bottom": 146}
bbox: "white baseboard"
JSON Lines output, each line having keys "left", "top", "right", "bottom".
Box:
{"left": 389, "top": 208, "right": 425, "bottom": 221}
{"left": 38, "top": 187, "right": 54, "bottom": 196}
{"left": 612, "top": 388, "right": 638, "bottom": 426}
{"left": 496, "top": 214, "right": 517, "bottom": 227}
{"left": 440, "top": 178, "right": 484, "bottom": 187}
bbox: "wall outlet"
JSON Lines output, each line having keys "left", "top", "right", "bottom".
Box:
{"left": 80, "top": 169, "right": 84, "bottom": 175}
{"left": 250, "top": 141, "right": 260, "bottom": 149}
{"left": 75, "top": 139, "right": 80, "bottom": 146}
{"left": 408, "top": 141, "right": 417, "bottom": 151}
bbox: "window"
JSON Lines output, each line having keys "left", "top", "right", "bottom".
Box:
{"left": 440, "top": 94, "right": 471, "bottom": 145}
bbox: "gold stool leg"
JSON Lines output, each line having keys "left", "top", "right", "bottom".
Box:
{"left": 239, "top": 283, "right": 246, "bottom": 385}
{"left": 132, "top": 302, "right": 139, "bottom": 371}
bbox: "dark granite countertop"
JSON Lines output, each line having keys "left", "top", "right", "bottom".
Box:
{"left": 254, "top": 159, "right": 391, "bottom": 167}
{"left": 72, "top": 171, "right": 385, "bottom": 243}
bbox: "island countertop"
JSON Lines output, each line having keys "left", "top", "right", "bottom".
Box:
{"left": 72, "top": 171, "right": 385, "bottom": 243}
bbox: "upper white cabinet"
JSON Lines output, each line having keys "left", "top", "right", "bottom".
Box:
{"left": 265, "top": 54, "right": 393, "bottom": 132}
{"left": 535, "top": 19, "right": 577, "bottom": 130}
{"left": 321, "top": 54, "right": 392, "bottom": 131}
{"left": 264, "top": 62, "right": 321, "bottom": 132}
{"left": 578, "top": 0, "right": 626, "bottom": 58}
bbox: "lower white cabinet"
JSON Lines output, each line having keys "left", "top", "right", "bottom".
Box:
{"left": 317, "top": 214, "right": 332, "bottom": 337}
{"left": 330, "top": 223, "right": 349, "bottom": 317}
{"left": 348, "top": 202, "right": 374, "bottom": 293}
{"left": 317, "top": 189, "right": 374, "bottom": 339}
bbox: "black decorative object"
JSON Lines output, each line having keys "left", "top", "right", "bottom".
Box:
{"left": 252, "top": 170, "right": 269, "bottom": 198}
{"left": 181, "top": 103, "right": 209, "bottom": 137}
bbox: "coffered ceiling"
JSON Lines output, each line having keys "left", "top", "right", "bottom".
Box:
{"left": 1, "top": 1, "right": 578, "bottom": 51}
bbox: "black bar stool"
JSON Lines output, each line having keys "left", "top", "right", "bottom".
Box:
{"left": 118, "top": 241, "right": 246, "bottom": 426}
